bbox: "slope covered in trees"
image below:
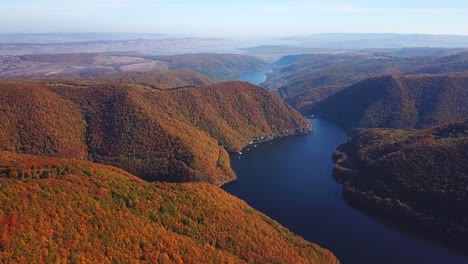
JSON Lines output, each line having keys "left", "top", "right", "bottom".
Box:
{"left": 332, "top": 120, "right": 468, "bottom": 249}
{"left": 263, "top": 53, "right": 424, "bottom": 98}
{"left": 263, "top": 52, "right": 468, "bottom": 108}
{"left": 0, "top": 82, "right": 88, "bottom": 159}
{"left": 0, "top": 53, "right": 268, "bottom": 80}
{"left": 285, "top": 85, "right": 346, "bottom": 115}
{"left": 0, "top": 79, "right": 311, "bottom": 184}
{"left": 0, "top": 151, "right": 338, "bottom": 263}
{"left": 308, "top": 73, "right": 468, "bottom": 130}
{"left": 90, "top": 69, "right": 217, "bottom": 89}
{"left": 150, "top": 53, "right": 268, "bottom": 80}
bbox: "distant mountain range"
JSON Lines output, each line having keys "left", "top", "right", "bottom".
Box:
{"left": 3, "top": 33, "right": 468, "bottom": 58}
{"left": 280, "top": 33, "right": 468, "bottom": 49}
{"left": 0, "top": 32, "right": 169, "bottom": 43}
{"left": 0, "top": 38, "right": 233, "bottom": 56}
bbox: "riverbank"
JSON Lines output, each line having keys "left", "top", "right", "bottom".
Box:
{"left": 224, "top": 118, "right": 468, "bottom": 264}
{"left": 219, "top": 124, "right": 313, "bottom": 188}
{"left": 332, "top": 122, "right": 468, "bottom": 255}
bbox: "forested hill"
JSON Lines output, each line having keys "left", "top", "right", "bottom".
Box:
{"left": 333, "top": 120, "right": 468, "bottom": 248}
{"left": 149, "top": 53, "right": 269, "bottom": 80}
{"left": 0, "top": 79, "right": 311, "bottom": 184}
{"left": 264, "top": 52, "right": 468, "bottom": 99}
{"left": 89, "top": 69, "right": 217, "bottom": 89}
{"left": 309, "top": 73, "right": 468, "bottom": 130}
{"left": 0, "top": 151, "right": 338, "bottom": 263}
{"left": 0, "top": 53, "right": 268, "bottom": 80}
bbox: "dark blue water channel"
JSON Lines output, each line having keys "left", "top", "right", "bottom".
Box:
{"left": 223, "top": 118, "right": 468, "bottom": 263}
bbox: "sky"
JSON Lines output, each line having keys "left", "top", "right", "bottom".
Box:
{"left": 2, "top": 0, "right": 468, "bottom": 37}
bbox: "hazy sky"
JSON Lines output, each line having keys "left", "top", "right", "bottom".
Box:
{"left": 2, "top": 0, "right": 468, "bottom": 37}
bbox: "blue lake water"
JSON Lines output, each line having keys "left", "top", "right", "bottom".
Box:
{"left": 223, "top": 118, "right": 468, "bottom": 264}
{"left": 238, "top": 68, "right": 272, "bottom": 85}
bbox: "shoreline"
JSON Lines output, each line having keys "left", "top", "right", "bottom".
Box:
{"left": 219, "top": 124, "right": 313, "bottom": 188}
{"left": 332, "top": 151, "right": 468, "bottom": 256}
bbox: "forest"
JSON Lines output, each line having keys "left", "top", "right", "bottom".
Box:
{"left": 308, "top": 73, "right": 468, "bottom": 130}
{"left": 333, "top": 120, "right": 468, "bottom": 248}
{"left": 0, "top": 78, "right": 311, "bottom": 184}
{"left": 0, "top": 151, "right": 337, "bottom": 263}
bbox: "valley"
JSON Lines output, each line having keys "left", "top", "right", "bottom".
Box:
{"left": 0, "top": 78, "right": 310, "bottom": 184}
{"left": 0, "top": 31, "right": 468, "bottom": 263}
{"left": 224, "top": 118, "right": 468, "bottom": 264}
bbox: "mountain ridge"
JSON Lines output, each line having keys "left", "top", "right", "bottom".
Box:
{"left": 308, "top": 73, "right": 468, "bottom": 130}
{"left": 0, "top": 78, "right": 311, "bottom": 184}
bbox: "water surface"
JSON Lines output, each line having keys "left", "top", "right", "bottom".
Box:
{"left": 223, "top": 118, "right": 468, "bottom": 264}
{"left": 238, "top": 68, "right": 272, "bottom": 85}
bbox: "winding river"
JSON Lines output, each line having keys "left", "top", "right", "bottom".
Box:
{"left": 226, "top": 72, "right": 468, "bottom": 263}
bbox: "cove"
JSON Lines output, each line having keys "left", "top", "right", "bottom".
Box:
{"left": 238, "top": 68, "right": 272, "bottom": 85}
{"left": 223, "top": 118, "right": 468, "bottom": 264}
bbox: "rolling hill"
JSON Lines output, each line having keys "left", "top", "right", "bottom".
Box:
{"left": 307, "top": 73, "right": 468, "bottom": 130}
{"left": 0, "top": 151, "right": 338, "bottom": 263}
{"left": 149, "top": 53, "right": 269, "bottom": 80}
{"left": 332, "top": 120, "right": 468, "bottom": 248}
{"left": 90, "top": 69, "right": 217, "bottom": 89}
{"left": 263, "top": 52, "right": 468, "bottom": 106}
{"left": 263, "top": 52, "right": 425, "bottom": 98}
{"left": 0, "top": 53, "right": 268, "bottom": 80}
{"left": 285, "top": 85, "right": 347, "bottom": 115}
{"left": 0, "top": 38, "right": 231, "bottom": 56}
{"left": 0, "top": 79, "right": 311, "bottom": 184}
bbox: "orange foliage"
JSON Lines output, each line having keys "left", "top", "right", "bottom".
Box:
{"left": 0, "top": 78, "right": 311, "bottom": 184}
{"left": 0, "top": 151, "right": 338, "bottom": 263}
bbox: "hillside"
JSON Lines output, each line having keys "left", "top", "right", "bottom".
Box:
{"left": 263, "top": 53, "right": 425, "bottom": 98}
{"left": 150, "top": 53, "right": 268, "bottom": 80}
{"left": 410, "top": 52, "right": 468, "bottom": 75}
{"left": 332, "top": 120, "right": 468, "bottom": 248}
{"left": 0, "top": 53, "right": 268, "bottom": 80}
{"left": 0, "top": 79, "right": 311, "bottom": 184}
{"left": 0, "top": 53, "right": 169, "bottom": 78}
{"left": 0, "top": 151, "right": 338, "bottom": 263}
{"left": 308, "top": 73, "right": 468, "bottom": 130}
{"left": 90, "top": 69, "right": 217, "bottom": 89}
{"left": 263, "top": 52, "right": 468, "bottom": 106}
{"left": 285, "top": 85, "right": 346, "bottom": 114}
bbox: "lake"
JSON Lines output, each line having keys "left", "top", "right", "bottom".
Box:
{"left": 223, "top": 118, "right": 468, "bottom": 264}
{"left": 238, "top": 68, "right": 272, "bottom": 85}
